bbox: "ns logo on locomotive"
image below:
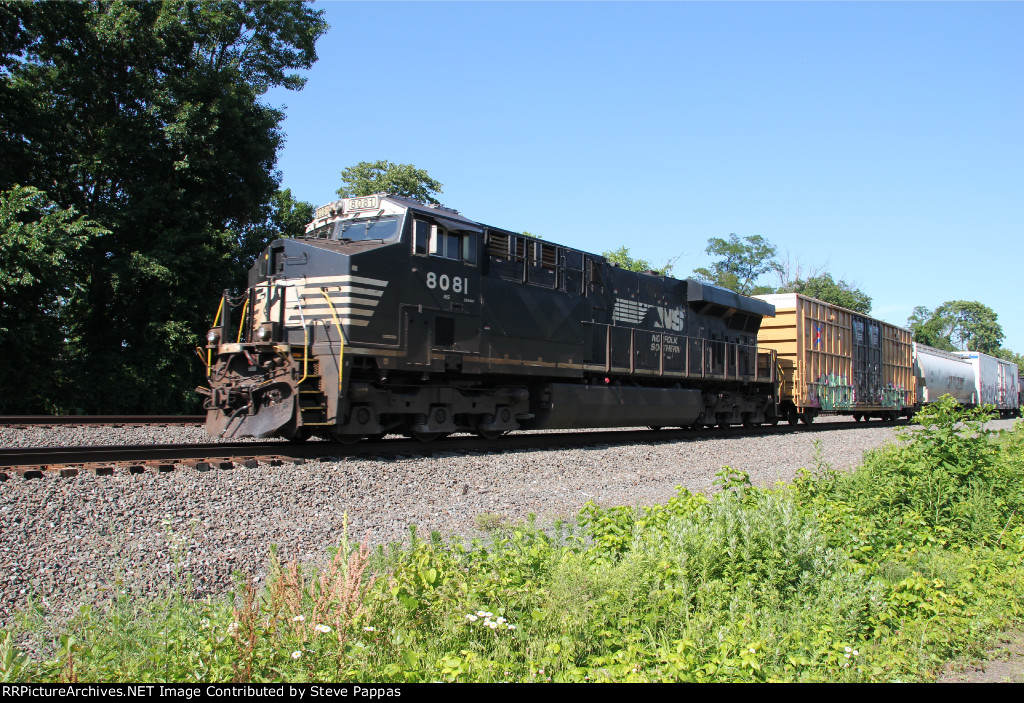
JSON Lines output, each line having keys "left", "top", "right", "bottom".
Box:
{"left": 198, "top": 194, "right": 779, "bottom": 441}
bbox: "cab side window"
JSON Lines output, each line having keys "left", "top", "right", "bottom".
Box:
{"left": 414, "top": 220, "right": 430, "bottom": 255}
{"left": 414, "top": 218, "right": 476, "bottom": 264}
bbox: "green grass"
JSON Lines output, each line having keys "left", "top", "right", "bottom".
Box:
{"left": 4, "top": 397, "right": 1024, "bottom": 682}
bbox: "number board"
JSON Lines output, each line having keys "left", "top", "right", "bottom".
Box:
{"left": 313, "top": 200, "right": 344, "bottom": 219}
{"left": 345, "top": 195, "right": 379, "bottom": 212}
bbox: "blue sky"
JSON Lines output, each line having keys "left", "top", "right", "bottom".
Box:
{"left": 265, "top": 1, "right": 1023, "bottom": 352}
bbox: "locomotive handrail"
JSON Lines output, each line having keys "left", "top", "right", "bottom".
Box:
{"left": 235, "top": 298, "right": 250, "bottom": 343}
{"left": 320, "top": 288, "right": 346, "bottom": 395}
{"left": 288, "top": 285, "right": 311, "bottom": 387}
{"left": 206, "top": 296, "right": 225, "bottom": 377}
{"left": 583, "top": 321, "right": 775, "bottom": 384}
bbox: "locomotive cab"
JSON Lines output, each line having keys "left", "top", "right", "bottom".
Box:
{"left": 200, "top": 194, "right": 490, "bottom": 439}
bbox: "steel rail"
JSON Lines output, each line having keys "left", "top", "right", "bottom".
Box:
{"left": 0, "top": 419, "right": 903, "bottom": 473}
{"left": 0, "top": 415, "right": 206, "bottom": 427}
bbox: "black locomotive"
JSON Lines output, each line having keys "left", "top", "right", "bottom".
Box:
{"left": 199, "top": 194, "right": 779, "bottom": 441}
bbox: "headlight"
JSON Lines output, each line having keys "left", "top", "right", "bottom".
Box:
{"left": 206, "top": 329, "right": 220, "bottom": 345}
{"left": 256, "top": 324, "right": 273, "bottom": 341}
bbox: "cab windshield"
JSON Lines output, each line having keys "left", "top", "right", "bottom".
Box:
{"left": 335, "top": 216, "right": 401, "bottom": 243}
{"left": 305, "top": 216, "right": 403, "bottom": 242}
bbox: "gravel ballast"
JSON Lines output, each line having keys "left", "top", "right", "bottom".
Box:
{"left": 1, "top": 419, "right": 1018, "bottom": 628}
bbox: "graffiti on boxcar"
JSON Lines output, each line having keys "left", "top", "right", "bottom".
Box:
{"left": 808, "top": 373, "right": 854, "bottom": 410}
{"left": 881, "top": 384, "right": 909, "bottom": 408}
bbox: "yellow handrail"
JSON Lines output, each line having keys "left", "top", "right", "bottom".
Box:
{"left": 206, "top": 296, "right": 225, "bottom": 377}
{"left": 320, "top": 288, "right": 345, "bottom": 394}
{"left": 296, "top": 324, "right": 310, "bottom": 386}
{"left": 236, "top": 298, "right": 250, "bottom": 343}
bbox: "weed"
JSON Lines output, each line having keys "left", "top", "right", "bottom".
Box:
{"left": 474, "top": 513, "right": 506, "bottom": 532}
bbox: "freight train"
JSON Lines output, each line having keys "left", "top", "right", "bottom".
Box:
{"left": 198, "top": 193, "right": 1017, "bottom": 440}
{"left": 752, "top": 294, "right": 1019, "bottom": 423}
{"left": 200, "top": 194, "right": 779, "bottom": 440}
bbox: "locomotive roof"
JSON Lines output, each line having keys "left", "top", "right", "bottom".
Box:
{"left": 309, "top": 193, "right": 480, "bottom": 230}
{"left": 306, "top": 193, "right": 775, "bottom": 318}
{"left": 687, "top": 280, "right": 775, "bottom": 318}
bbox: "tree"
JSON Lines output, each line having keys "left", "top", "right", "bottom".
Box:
{"left": 0, "top": 1, "right": 327, "bottom": 412}
{"left": 993, "top": 347, "right": 1024, "bottom": 370}
{"left": 907, "top": 306, "right": 954, "bottom": 351}
{"left": 772, "top": 252, "right": 827, "bottom": 291}
{"left": 337, "top": 161, "right": 443, "bottom": 204}
{"left": 0, "top": 186, "right": 107, "bottom": 412}
{"left": 602, "top": 246, "right": 673, "bottom": 276}
{"left": 908, "top": 301, "right": 1004, "bottom": 353}
{"left": 790, "top": 273, "right": 872, "bottom": 314}
{"left": 691, "top": 234, "right": 780, "bottom": 294}
{"left": 233, "top": 188, "right": 314, "bottom": 277}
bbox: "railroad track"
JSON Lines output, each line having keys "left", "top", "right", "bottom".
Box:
{"left": 0, "top": 418, "right": 903, "bottom": 479}
{"left": 0, "top": 415, "right": 206, "bottom": 427}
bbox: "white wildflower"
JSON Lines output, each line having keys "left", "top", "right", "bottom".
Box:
{"left": 293, "top": 614, "right": 306, "bottom": 622}
{"left": 291, "top": 651, "right": 302, "bottom": 660}
{"left": 363, "top": 626, "right": 376, "bottom": 632}
{"left": 466, "top": 614, "right": 478, "bottom": 622}
{"left": 315, "top": 624, "right": 331, "bottom": 634}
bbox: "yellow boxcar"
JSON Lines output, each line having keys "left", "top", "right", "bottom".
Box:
{"left": 753, "top": 293, "right": 914, "bottom": 424}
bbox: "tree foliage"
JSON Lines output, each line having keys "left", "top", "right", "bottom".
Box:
{"left": 0, "top": 0, "right": 327, "bottom": 412}
{"left": 337, "top": 161, "right": 443, "bottom": 204}
{"left": 0, "top": 186, "right": 109, "bottom": 412}
{"left": 602, "top": 246, "right": 672, "bottom": 276}
{"left": 790, "top": 273, "right": 872, "bottom": 314}
{"left": 691, "top": 234, "right": 780, "bottom": 294}
{"left": 908, "top": 301, "right": 1005, "bottom": 354}
{"left": 234, "top": 188, "right": 314, "bottom": 274}
{"left": 993, "top": 347, "right": 1024, "bottom": 370}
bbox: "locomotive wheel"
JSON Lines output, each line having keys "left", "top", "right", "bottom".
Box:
{"left": 800, "top": 412, "right": 815, "bottom": 425}
{"left": 334, "top": 434, "right": 363, "bottom": 445}
{"left": 787, "top": 409, "right": 800, "bottom": 426}
{"left": 364, "top": 433, "right": 386, "bottom": 442}
{"left": 648, "top": 425, "right": 662, "bottom": 431}
{"left": 477, "top": 428, "right": 506, "bottom": 440}
{"left": 853, "top": 413, "right": 863, "bottom": 422}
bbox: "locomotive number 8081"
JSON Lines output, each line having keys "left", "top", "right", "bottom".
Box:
{"left": 199, "top": 193, "right": 780, "bottom": 441}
